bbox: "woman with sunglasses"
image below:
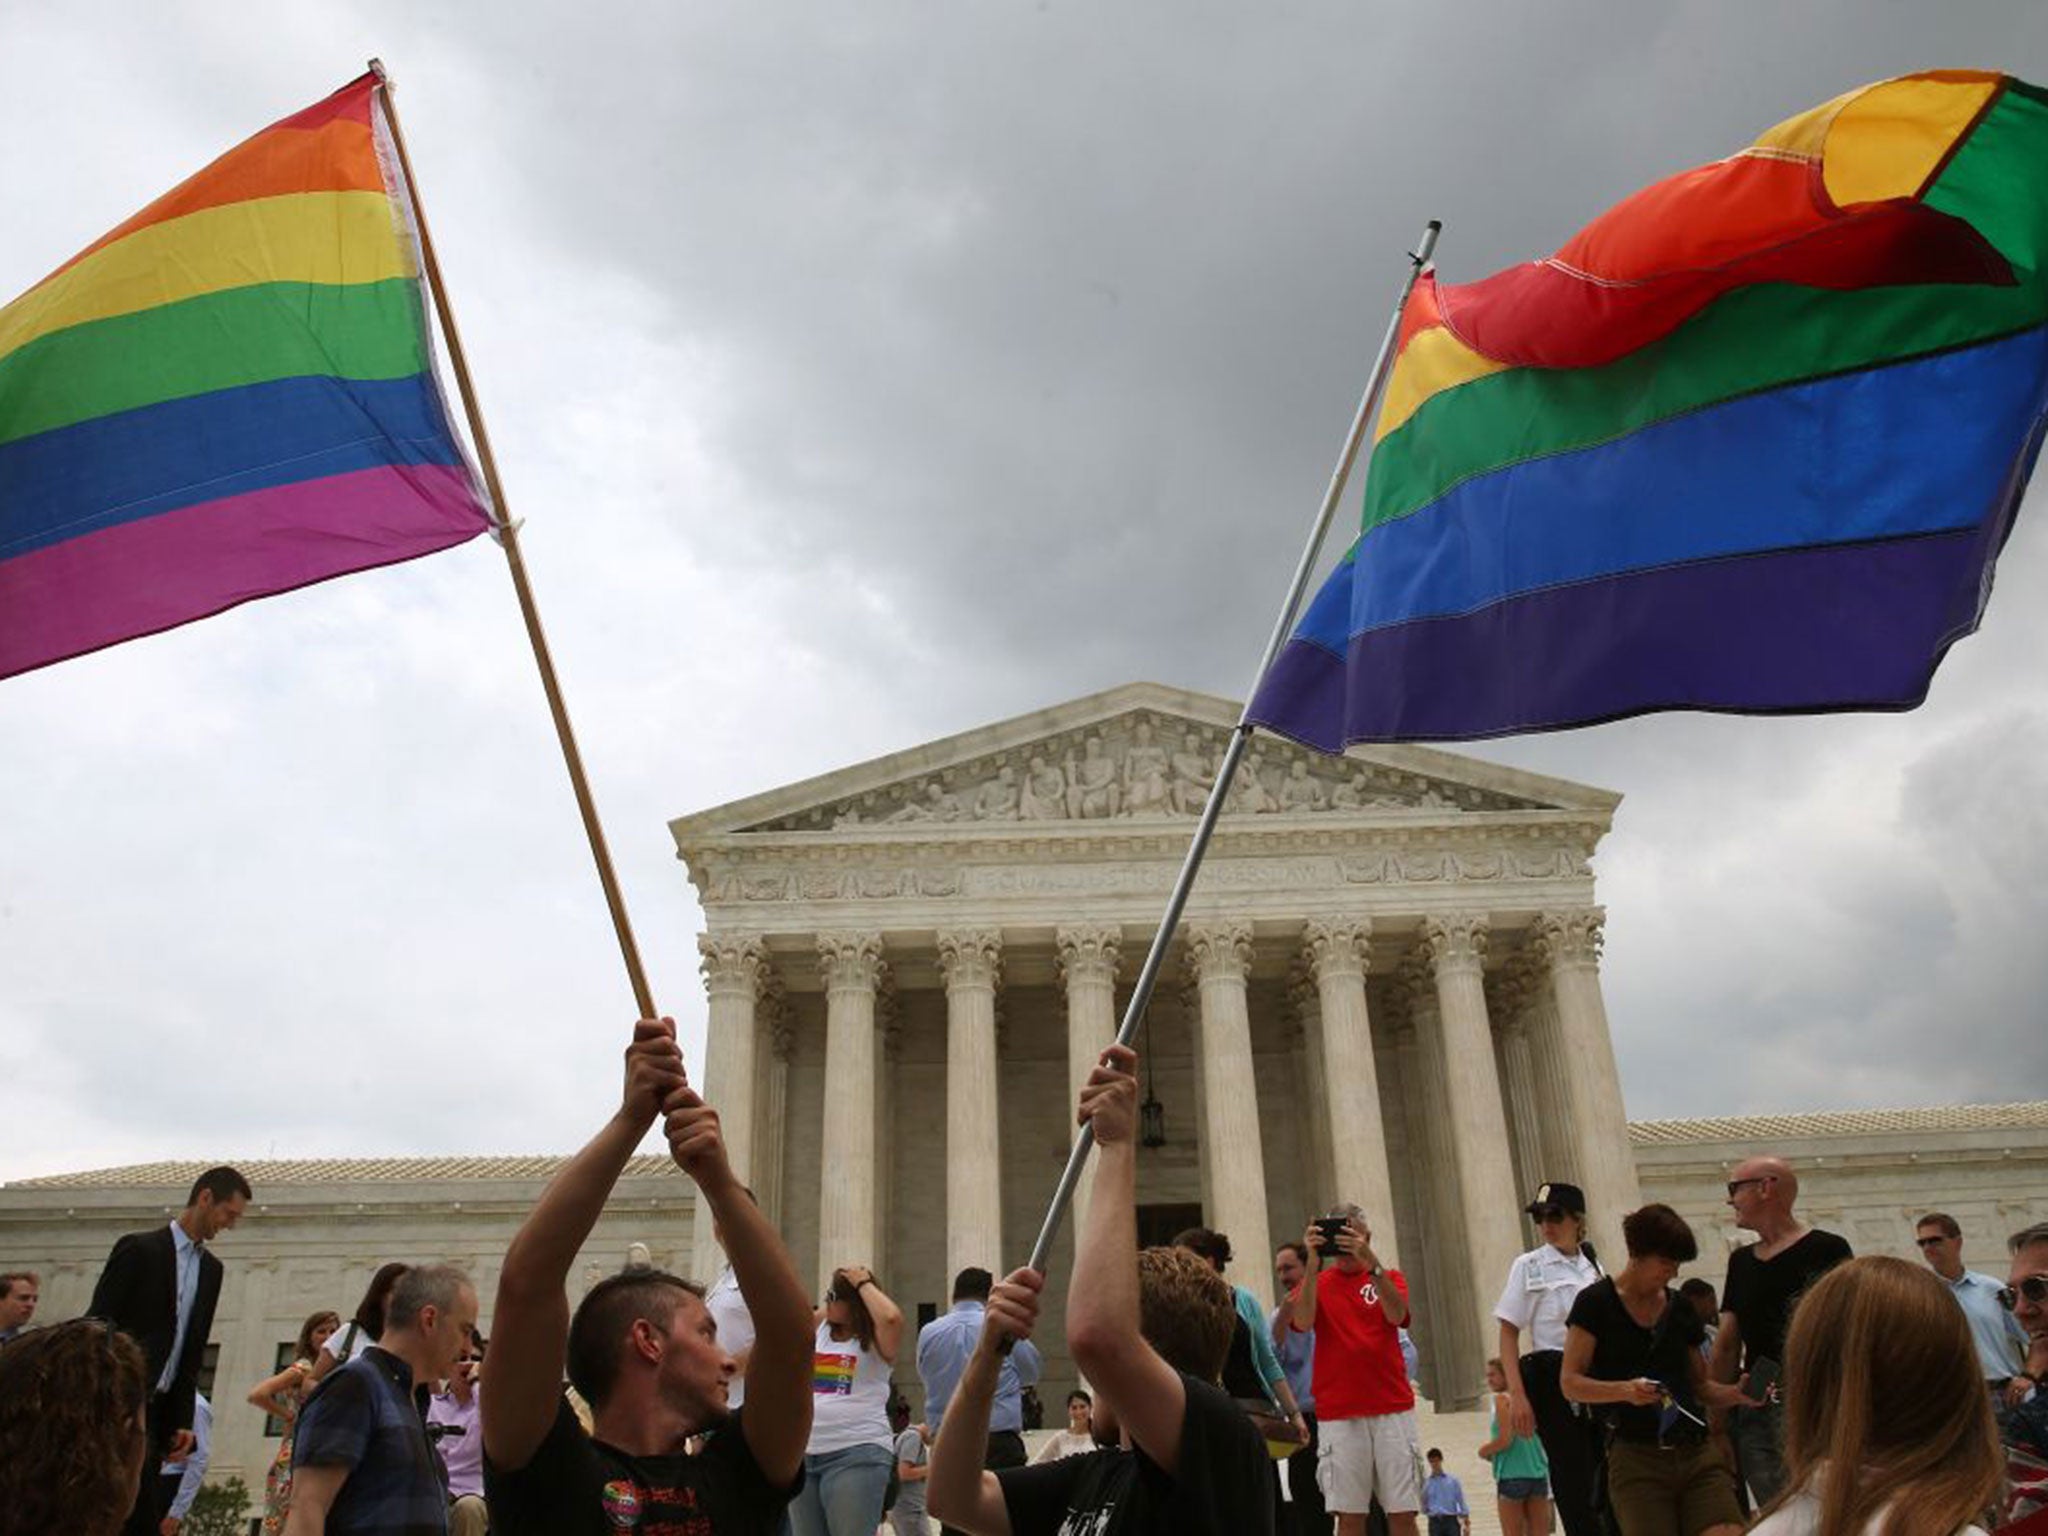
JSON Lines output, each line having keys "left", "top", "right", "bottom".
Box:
{"left": 792, "top": 1263, "right": 905, "bottom": 1536}
{"left": 1492, "top": 1180, "right": 1603, "bottom": 1536}
{"left": 1749, "top": 1255, "right": 2001, "bottom": 1534}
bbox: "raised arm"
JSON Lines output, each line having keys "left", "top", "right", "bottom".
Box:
{"left": 1290, "top": 1225, "right": 1323, "bottom": 1334}
{"left": 841, "top": 1266, "right": 905, "bottom": 1364}
{"left": 926, "top": 1268, "right": 1042, "bottom": 1536}
{"left": 665, "top": 1083, "right": 813, "bottom": 1488}
{"left": 483, "top": 1018, "right": 687, "bottom": 1473}
{"left": 1066, "top": 1045, "right": 1191, "bottom": 1473}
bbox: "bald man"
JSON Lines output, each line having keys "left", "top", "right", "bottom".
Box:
{"left": 1709, "top": 1156, "right": 1851, "bottom": 1504}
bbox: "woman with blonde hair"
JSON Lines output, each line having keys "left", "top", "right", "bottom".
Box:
{"left": 1752, "top": 1255, "right": 2003, "bottom": 1535}
{"left": 248, "top": 1308, "right": 341, "bottom": 1533}
{"left": 0, "top": 1319, "right": 151, "bottom": 1536}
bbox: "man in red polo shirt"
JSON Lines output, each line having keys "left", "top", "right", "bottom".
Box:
{"left": 1288, "top": 1204, "right": 1419, "bottom": 1536}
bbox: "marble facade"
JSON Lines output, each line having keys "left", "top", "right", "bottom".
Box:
{"left": 668, "top": 682, "right": 1641, "bottom": 1409}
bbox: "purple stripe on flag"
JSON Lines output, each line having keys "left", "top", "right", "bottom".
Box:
{"left": 1248, "top": 528, "right": 2001, "bottom": 746}
{"left": 0, "top": 462, "right": 490, "bottom": 679}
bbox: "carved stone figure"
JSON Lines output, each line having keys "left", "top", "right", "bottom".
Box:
{"left": 1066, "top": 734, "right": 1121, "bottom": 819}
{"left": 1020, "top": 755, "right": 1067, "bottom": 820}
{"left": 1330, "top": 771, "right": 1371, "bottom": 809}
{"left": 886, "top": 780, "right": 962, "bottom": 823}
{"left": 1170, "top": 731, "right": 1213, "bottom": 814}
{"left": 973, "top": 765, "right": 1022, "bottom": 820}
{"left": 1278, "top": 758, "right": 1328, "bottom": 813}
{"left": 1230, "top": 749, "right": 1278, "bottom": 814}
{"left": 1121, "top": 721, "right": 1172, "bottom": 816}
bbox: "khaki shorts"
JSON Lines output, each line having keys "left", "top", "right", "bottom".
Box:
{"left": 1317, "top": 1411, "right": 1421, "bottom": 1515}
{"left": 1603, "top": 1437, "right": 1743, "bottom": 1536}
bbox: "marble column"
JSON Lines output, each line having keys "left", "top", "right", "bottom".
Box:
{"left": 1398, "top": 960, "right": 1482, "bottom": 1409}
{"left": 817, "top": 931, "right": 886, "bottom": 1291}
{"left": 1186, "top": 920, "right": 1275, "bottom": 1309}
{"left": 1286, "top": 966, "right": 1336, "bottom": 1207}
{"left": 693, "top": 934, "right": 767, "bottom": 1274}
{"left": 1492, "top": 970, "right": 1546, "bottom": 1243}
{"left": 1536, "top": 908, "right": 1641, "bottom": 1264}
{"left": 937, "top": 930, "right": 1004, "bottom": 1280}
{"left": 1057, "top": 924, "right": 1122, "bottom": 1236}
{"left": 1303, "top": 919, "right": 1400, "bottom": 1270}
{"left": 1421, "top": 913, "right": 1525, "bottom": 1365}
{"left": 876, "top": 984, "right": 902, "bottom": 1284}
{"left": 1522, "top": 968, "right": 1579, "bottom": 1186}
{"left": 752, "top": 978, "right": 793, "bottom": 1228}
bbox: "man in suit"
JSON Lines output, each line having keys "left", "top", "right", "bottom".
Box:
{"left": 89, "top": 1165, "right": 251, "bottom": 1536}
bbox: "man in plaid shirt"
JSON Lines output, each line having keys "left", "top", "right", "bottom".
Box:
{"left": 286, "top": 1264, "right": 479, "bottom": 1536}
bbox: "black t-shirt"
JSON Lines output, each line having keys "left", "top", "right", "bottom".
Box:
{"left": 1565, "top": 1277, "right": 1707, "bottom": 1443}
{"left": 1721, "top": 1229, "right": 1852, "bottom": 1370}
{"left": 484, "top": 1398, "right": 798, "bottom": 1536}
{"left": 995, "top": 1373, "right": 1272, "bottom": 1536}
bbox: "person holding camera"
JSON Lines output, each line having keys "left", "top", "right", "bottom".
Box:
{"left": 1492, "top": 1181, "right": 1602, "bottom": 1536}
{"left": 427, "top": 1336, "right": 486, "bottom": 1536}
{"left": 1289, "top": 1205, "right": 1420, "bottom": 1536}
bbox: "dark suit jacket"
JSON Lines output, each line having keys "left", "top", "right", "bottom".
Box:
{"left": 88, "top": 1224, "right": 223, "bottom": 1435}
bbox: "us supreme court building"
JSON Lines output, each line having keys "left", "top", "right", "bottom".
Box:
{"left": 673, "top": 681, "right": 1641, "bottom": 1409}
{"left": 8, "top": 681, "right": 2048, "bottom": 1498}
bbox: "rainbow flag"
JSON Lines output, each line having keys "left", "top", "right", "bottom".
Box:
{"left": 0, "top": 72, "right": 493, "bottom": 680}
{"left": 1249, "top": 71, "right": 2048, "bottom": 747}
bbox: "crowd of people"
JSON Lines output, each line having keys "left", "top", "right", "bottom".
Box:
{"left": 0, "top": 1018, "right": 2045, "bottom": 1536}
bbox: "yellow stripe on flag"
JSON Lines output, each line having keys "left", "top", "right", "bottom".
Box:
{"left": 0, "top": 190, "right": 411, "bottom": 365}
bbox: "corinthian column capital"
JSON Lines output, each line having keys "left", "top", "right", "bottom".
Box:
{"left": 1302, "top": 918, "right": 1371, "bottom": 982}
{"left": 817, "top": 931, "right": 887, "bottom": 994}
{"left": 1533, "top": 907, "right": 1605, "bottom": 971}
{"left": 1184, "top": 920, "right": 1254, "bottom": 984}
{"left": 1055, "top": 924, "right": 1123, "bottom": 988}
{"left": 698, "top": 933, "right": 768, "bottom": 1000}
{"left": 937, "top": 929, "right": 1003, "bottom": 991}
{"left": 1421, "top": 912, "right": 1490, "bottom": 977}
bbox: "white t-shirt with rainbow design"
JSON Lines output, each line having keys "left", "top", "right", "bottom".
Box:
{"left": 806, "top": 1320, "right": 895, "bottom": 1456}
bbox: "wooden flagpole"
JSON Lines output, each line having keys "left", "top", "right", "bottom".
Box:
{"left": 368, "top": 60, "right": 659, "bottom": 1022}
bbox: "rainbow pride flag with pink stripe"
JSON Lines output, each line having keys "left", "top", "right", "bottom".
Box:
{"left": 0, "top": 72, "right": 492, "bottom": 680}
{"left": 1251, "top": 71, "right": 2048, "bottom": 746}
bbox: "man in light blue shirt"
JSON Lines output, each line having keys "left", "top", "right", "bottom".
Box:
{"left": 1420, "top": 1448, "right": 1469, "bottom": 1536}
{"left": 917, "top": 1267, "right": 1042, "bottom": 1487}
{"left": 1918, "top": 1212, "right": 2031, "bottom": 1433}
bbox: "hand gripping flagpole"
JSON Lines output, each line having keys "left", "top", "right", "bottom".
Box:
{"left": 1023, "top": 219, "right": 1441, "bottom": 1276}
{"left": 369, "top": 60, "right": 660, "bottom": 1023}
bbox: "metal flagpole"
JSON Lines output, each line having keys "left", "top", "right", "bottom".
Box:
{"left": 368, "top": 61, "right": 660, "bottom": 1023}
{"left": 1024, "top": 219, "right": 1441, "bottom": 1275}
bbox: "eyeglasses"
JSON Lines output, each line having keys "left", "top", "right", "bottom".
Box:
{"left": 1725, "top": 1177, "right": 1774, "bottom": 1197}
{"left": 1531, "top": 1207, "right": 1568, "bottom": 1223}
{"left": 1996, "top": 1275, "right": 2048, "bottom": 1312}
{"left": 1915, "top": 1235, "right": 1949, "bottom": 1249}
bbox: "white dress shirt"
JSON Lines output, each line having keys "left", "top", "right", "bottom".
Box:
{"left": 160, "top": 1221, "right": 202, "bottom": 1393}
{"left": 1494, "top": 1242, "right": 1600, "bottom": 1352}
{"left": 706, "top": 1264, "right": 757, "bottom": 1410}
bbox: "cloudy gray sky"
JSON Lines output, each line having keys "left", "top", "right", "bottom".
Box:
{"left": 3, "top": 3, "right": 2045, "bottom": 1183}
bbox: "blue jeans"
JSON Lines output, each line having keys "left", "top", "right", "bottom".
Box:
{"left": 791, "top": 1442, "right": 894, "bottom": 1536}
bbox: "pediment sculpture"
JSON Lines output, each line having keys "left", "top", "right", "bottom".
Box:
{"left": 745, "top": 714, "right": 1542, "bottom": 832}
